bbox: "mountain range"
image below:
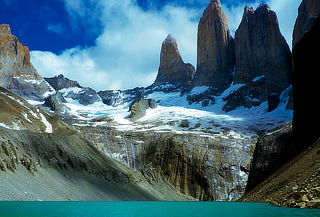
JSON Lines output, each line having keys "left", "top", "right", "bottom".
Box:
{"left": 0, "top": 0, "right": 319, "bottom": 208}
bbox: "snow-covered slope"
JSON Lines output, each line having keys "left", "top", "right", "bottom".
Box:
{"left": 27, "top": 81, "right": 292, "bottom": 138}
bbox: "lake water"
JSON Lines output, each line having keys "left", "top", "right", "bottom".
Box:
{"left": 0, "top": 202, "right": 319, "bottom": 217}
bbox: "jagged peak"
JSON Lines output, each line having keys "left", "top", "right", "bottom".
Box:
{"left": 255, "top": 3, "right": 272, "bottom": 13}
{"left": 0, "top": 24, "right": 11, "bottom": 36}
{"left": 244, "top": 6, "right": 254, "bottom": 14}
{"left": 57, "top": 74, "right": 65, "bottom": 78}
{"left": 201, "top": 0, "right": 229, "bottom": 26}
{"left": 164, "top": 34, "right": 177, "bottom": 45}
{"left": 208, "top": 0, "right": 221, "bottom": 7}
{"left": 243, "top": 4, "right": 273, "bottom": 16}
{"left": 241, "top": 4, "right": 276, "bottom": 21}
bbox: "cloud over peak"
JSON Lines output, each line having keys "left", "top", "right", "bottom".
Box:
{"left": 31, "top": 0, "right": 300, "bottom": 91}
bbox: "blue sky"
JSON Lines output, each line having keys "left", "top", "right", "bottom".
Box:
{"left": 0, "top": 0, "right": 301, "bottom": 90}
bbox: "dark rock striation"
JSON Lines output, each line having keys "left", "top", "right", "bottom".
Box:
{"left": 293, "top": 0, "right": 320, "bottom": 47}
{"left": 193, "top": 0, "right": 235, "bottom": 94}
{"left": 0, "top": 24, "right": 53, "bottom": 100}
{"left": 43, "top": 92, "right": 68, "bottom": 113}
{"left": 225, "top": 4, "right": 292, "bottom": 112}
{"left": 153, "top": 35, "right": 195, "bottom": 87}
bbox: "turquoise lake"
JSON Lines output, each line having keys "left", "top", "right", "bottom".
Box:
{"left": 0, "top": 202, "right": 319, "bottom": 217}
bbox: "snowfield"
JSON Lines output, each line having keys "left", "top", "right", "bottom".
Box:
{"left": 27, "top": 83, "right": 292, "bottom": 136}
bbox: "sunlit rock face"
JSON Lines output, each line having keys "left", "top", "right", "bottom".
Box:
{"left": 153, "top": 35, "right": 195, "bottom": 87}
{"left": 293, "top": 0, "right": 320, "bottom": 48}
{"left": 193, "top": 0, "right": 235, "bottom": 94}
{"left": 225, "top": 4, "right": 292, "bottom": 112}
{"left": 0, "top": 24, "right": 53, "bottom": 100}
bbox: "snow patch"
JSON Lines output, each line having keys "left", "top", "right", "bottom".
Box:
{"left": 252, "top": 75, "right": 265, "bottom": 82}
{"left": 60, "top": 87, "right": 84, "bottom": 95}
{"left": 189, "top": 86, "right": 209, "bottom": 95}
{"left": 39, "top": 113, "right": 53, "bottom": 133}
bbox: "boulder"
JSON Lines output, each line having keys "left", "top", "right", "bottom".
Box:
{"left": 128, "top": 98, "right": 157, "bottom": 121}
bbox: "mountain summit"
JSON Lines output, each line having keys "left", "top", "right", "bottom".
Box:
{"left": 193, "top": 0, "right": 235, "bottom": 94}
{"left": 224, "top": 4, "right": 292, "bottom": 112}
{"left": 152, "top": 34, "right": 195, "bottom": 87}
{"left": 0, "top": 24, "right": 53, "bottom": 100}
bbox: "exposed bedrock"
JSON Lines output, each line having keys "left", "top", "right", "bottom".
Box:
{"left": 0, "top": 24, "right": 53, "bottom": 100}
{"left": 245, "top": 123, "right": 292, "bottom": 192}
{"left": 152, "top": 35, "right": 195, "bottom": 87}
{"left": 44, "top": 74, "right": 81, "bottom": 91}
{"left": 193, "top": 0, "right": 235, "bottom": 94}
{"left": 81, "top": 126, "right": 257, "bottom": 201}
{"left": 42, "top": 92, "right": 69, "bottom": 113}
{"left": 45, "top": 74, "right": 100, "bottom": 106}
{"left": 292, "top": 15, "right": 320, "bottom": 155}
{"left": 293, "top": 0, "right": 320, "bottom": 48}
{"left": 128, "top": 98, "right": 157, "bottom": 121}
{"left": 226, "top": 4, "right": 292, "bottom": 112}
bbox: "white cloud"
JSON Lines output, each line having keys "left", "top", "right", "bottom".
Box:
{"left": 32, "top": 0, "right": 199, "bottom": 90}
{"left": 31, "top": 0, "right": 300, "bottom": 91}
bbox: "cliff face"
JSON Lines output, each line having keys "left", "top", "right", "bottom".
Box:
{"left": 0, "top": 24, "right": 53, "bottom": 100}
{"left": 225, "top": 4, "right": 292, "bottom": 112}
{"left": 292, "top": 15, "right": 320, "bottom": 154}
{"left": 193, "top": 0, "right": 235, "bottom": 94}
{"left": 245, "top": 123, "right": 292, "bottom": 192}
{"left": 153, "top": 35, "right": 195, "bottom": 87}
{"left": 241, "top": 138, "right": 320, "bottom": 209}
{"left": 241, "top": 3, "right": 320, "bottom": 208}
{"left": 0, "top": 88, "right": 191, "bottom": 201}
{"left": 293, "top": 0, "right": 320, "bottom": 47}
{"left": 81, "top": 126, "right": 257, "bottom": 201}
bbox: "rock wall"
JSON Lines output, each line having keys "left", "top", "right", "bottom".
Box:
{"left": 226, "top": 4, "right": 292, "bottom": 112}
{"left": 81, "top": 126, "right": 257, "bottom": 201}
{"left": 246, "top": 123, "right": 292, "bottom": 192}
{"left": 292, "top": 15, "right": 320, "bottom": 155}
{"left": 293, "top": 0, "right": 320, "bottom": 47}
